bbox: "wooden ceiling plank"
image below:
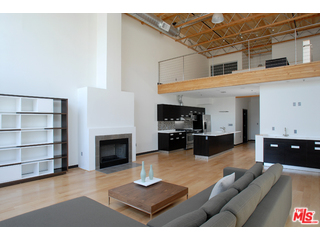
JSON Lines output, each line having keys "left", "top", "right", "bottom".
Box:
{"left": 189, "top": 13, "right": 319, "bottom": 48}
{"left": 201, "top": 22, "right": 320, "bottom": 54}
{"left": 174, "top": 14, "right": 214, "bottom": 28}
{"left": 176, "top": 13, "right": 278, "bottom": 42}
{"left": 162, "top": 13, "right": 181, "bottom": 21}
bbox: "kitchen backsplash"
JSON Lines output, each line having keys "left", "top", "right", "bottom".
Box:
{"left": 158, "top": 121, "right": 193, "bottom": 130}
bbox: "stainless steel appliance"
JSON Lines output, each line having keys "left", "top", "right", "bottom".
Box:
{"left": 193, "top": 114, "right": 211, "bottom": 133}
{"left": 185, "top": 131, "right": 194, "bottom": 150}
{"left": 175, "top": 128, "right": 195, "bottom": 149}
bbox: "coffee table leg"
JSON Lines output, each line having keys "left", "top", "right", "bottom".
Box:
{"left": 108, "top": 196, "right": 110, "bottom": 205}
{"left": 150, "top": 213, "right": 153, "bottom": 220}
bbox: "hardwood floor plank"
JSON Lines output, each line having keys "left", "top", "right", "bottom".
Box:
{"left": 0, "top": 142, "right": 319, "bottom": 227}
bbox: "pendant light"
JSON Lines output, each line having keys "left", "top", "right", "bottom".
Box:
{"left": 211, "top": 13, "right": 224, "bottom": 24}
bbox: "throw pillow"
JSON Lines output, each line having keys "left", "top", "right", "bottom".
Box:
{"left": 208, "top": 172, "right": 235, "bottom": 200}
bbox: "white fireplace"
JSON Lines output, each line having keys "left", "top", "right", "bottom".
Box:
{"left": 77, "top": 14, "right": 136, "bottom": 171}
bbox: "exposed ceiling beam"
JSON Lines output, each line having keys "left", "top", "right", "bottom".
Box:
{"left": 174, "top": 14, "right": 213, "bottom": 28}
{"left": 199, "top": 22, "right": 320, "bottom": 55}
{"left": 189, "top": 13, "right": 319, "bottom": 48}
{"left": 176, "top": 13, "right": 278, "bottom": 42}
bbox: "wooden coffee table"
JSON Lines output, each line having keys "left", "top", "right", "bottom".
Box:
{"left": 108, "top": 181, "right": 188, "bottom": 219}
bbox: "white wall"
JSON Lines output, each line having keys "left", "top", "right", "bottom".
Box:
{"left": 121, "top": 14, "right": 199, "bottom": 153}
{"left": 0, "top": 13, "right": 97, "bottom": 166}
{"left": 248, "top": 97, "right": 260, "bottom": 140}
{"left": 272, "top": 31, "right": 320, "bottom": 64}
{"left": 201, "top": 97, "right": 236, "bottom": 133}
{"left": 209, "top": 49, "right": 243, "bottom": 72}
{"left": 260, "top": 78, "right": 320, "bottom": 137}
{"left": 235, "top": 98, "right": 249, "bottom": 144}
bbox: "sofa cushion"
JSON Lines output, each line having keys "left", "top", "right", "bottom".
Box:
{"left": 200, "top": 188, "right": 238, "bottom": 219}
{"left": 243, "top": 175, "right": 292, "bottom": 227}
{"left": 246, "top": 162, "right": 263, "bottom": 178}
{"left": 163, "top": 208, "right": 207, "bottom": 227}
{"left": 147, "top": 184, "right": 214, "bottom": 227}
{"left": 266, "top": 163, "right": 283, "bottom": 184}
{"left": 220, "top": 184, "right": 261, "bottom": 227}
{"left": 208, "top": 172, "right": 235, "bottom": 199}
{"left": 227, "top": 172, "right": 254, "bottom": 192}
{"left": 200, "top": 211, "right": 237, "bottom": 227}
{"left": 249, "top": 171, "right": 275, "bottom": 202}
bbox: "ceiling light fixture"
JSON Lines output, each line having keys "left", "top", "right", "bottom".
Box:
{"left": 211, "top": 13, "right": 224, "bottom": 24}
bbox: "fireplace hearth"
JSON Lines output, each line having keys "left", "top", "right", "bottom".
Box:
{"left": 95, "top": 134, "right": 132, "bottom": 170}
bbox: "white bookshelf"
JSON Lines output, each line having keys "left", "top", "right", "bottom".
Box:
{"left": 39, "top": 160, "right": 54, "bottom": 175}
{"left": 0, "top": 94, "right": 68, "bottom": 187}
{"left": 21, "top": 145, "right": 54, "bottom": 163}
{"left": 21, "top": 162, "right": 39, "bottom": 179}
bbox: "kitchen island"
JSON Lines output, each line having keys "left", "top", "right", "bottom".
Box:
{"left": 193, "top": 132, "right": 239, "bottom": 160}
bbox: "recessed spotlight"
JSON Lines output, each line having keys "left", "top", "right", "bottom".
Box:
{"left": 221, "top": 91, "right": 226, "bottom": 93}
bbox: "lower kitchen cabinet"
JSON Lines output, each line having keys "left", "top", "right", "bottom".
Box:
{"left": 306, "top": 140, "right": 320, "bottom": 168}
{"left": 264, "top": 138, "right": 286, "bottom": 164}
{"left": 194, "top": 133, "right": 234, "bottom": 157}
{"left": 158, "top": 132, "right": 186, "bottom": 151}
{"left": 264, "top": 138, "right": 320, "bottom": 169}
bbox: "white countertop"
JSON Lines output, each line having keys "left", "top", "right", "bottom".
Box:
{"left": 158, "top": 130, "right": 185, "bottom": 133}
{"left": 193, "top": 131, "right": 241, "bottom": 137}
{"left": 256, "top": 134, "right": 320, "bottom": 141}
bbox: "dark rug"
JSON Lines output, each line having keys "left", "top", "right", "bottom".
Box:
{"left": 97, "top": 162, "right": 142, "bottom": 174}
{"left": 0, "top": 196, "right": 145, "bottom": 227}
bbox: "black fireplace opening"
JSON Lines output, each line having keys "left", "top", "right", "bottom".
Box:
{"left": 99, "top": 138, "right": 129, "bottom": 169}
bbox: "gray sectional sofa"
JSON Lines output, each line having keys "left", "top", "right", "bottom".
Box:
{"left": 0, "top": 163, "right": 292, "bottom": 227}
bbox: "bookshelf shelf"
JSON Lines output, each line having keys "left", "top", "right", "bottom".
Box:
{"left": 0, "top": 94, "right": 68, "bottom": 186}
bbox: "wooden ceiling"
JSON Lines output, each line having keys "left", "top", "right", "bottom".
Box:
{"left": 128, "top": 13, "right": 320, "bottom": 58}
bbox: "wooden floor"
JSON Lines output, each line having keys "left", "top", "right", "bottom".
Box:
{"left": 0, "top": 142, "right": 319, "bottom": 227}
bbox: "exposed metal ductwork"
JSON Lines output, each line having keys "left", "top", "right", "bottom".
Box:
{"left": 129, "top": 13, "right": 180, "bottom": 37}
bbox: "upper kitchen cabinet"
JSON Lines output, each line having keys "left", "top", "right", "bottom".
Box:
{"left": 183, "top": 106, "right": 205, "bottom": 116}
{"left": 157, "top": 104, "right": 181, "bottom": 121}
{"left": 157, "top": 104, "right": 205, "bottom": 121}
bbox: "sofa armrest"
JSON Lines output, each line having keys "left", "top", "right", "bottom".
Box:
{"left": 223, "top": 167, "right": 247, "bottom": 180}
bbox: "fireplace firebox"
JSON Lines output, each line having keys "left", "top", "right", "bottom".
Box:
{"left": 95, "top": 134, "right": 132, "bottom": 170}
{"left": 99, "top": 138, "right": 128, "bottom": 168}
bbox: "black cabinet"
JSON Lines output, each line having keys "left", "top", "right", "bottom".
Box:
{"left": 157, "top": 105, "right": 181, "bottom": 121}
{"left": 306, "top": 140, "right": 320, "bottom": 168}
{"left": 157, "top": 104, "right": 205, "bottom": 121}
{"left": 194, "top": 134, "right": 234, "bottom": 157}
{"left": 264, "top": 138, "right": 320, "bottom": 169}
{"left": 158, "top": 132, "right": 186, "bottom": 151}
{"left": 264, "top": 138, "right": 286, "bottom": 164}
{"left": 285, "top": 140, "right": 307, "bottom": 167}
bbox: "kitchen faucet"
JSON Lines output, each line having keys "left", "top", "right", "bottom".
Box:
{"left": 220, "top": 127, "right": 226, "bottom": 132}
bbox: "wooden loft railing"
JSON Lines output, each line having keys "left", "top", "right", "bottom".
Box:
{"left": 157, "top": 61, "right": 320, "bottom": 94}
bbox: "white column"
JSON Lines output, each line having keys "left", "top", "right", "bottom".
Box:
{"left": 96, "top": 13, "right": 122, "bottom": 91}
